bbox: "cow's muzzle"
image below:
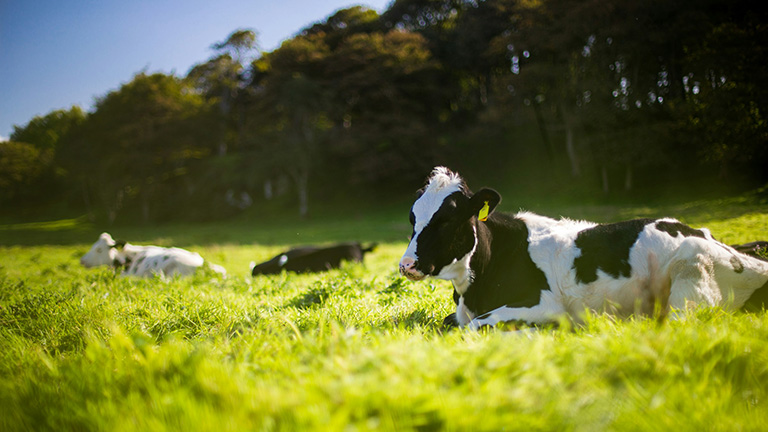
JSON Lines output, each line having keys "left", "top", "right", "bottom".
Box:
{"left": 399, "top": 256, "right": 426, "bottom": 281}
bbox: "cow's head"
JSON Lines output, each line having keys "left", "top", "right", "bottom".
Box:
{"left": 399, "top": 167, "right": 500, "bottom": 281}
{"left": 80, "top": 232, "right": 125, "bottom": 268}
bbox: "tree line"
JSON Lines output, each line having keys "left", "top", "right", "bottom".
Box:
{"left": 3, "top": 0, "right": 767, "bottom": 223}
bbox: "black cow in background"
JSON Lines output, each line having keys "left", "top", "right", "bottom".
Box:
{"left": 731, "top": 241, "right": 768, "bottom": 259}
{"left": 731, "top": 241, "right": 768, "bottom": 311}
{"left": 251, "top": 242, "right": 377, "bottom": 276}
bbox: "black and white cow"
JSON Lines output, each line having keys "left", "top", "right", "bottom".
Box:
{"left": 251, "top": 242, "right": 377, "bottom": 276}
{"left": 399, "top": 167, "right": 768, "bottom": 330}
{"left": 81, "top": 232, "right": 227, "bottom": 278}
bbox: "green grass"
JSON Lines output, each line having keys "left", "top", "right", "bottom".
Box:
{"left": 1, "top": 196, "right": 768, "bottom": 431}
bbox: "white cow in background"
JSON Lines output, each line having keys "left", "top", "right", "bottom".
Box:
{"left": 80, "top": 232, "right": 226, "bottom": 278}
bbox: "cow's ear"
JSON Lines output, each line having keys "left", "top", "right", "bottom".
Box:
{"left": 469, "top": 188, "right": 501, "bottom": 221}
{"left": 112, "top": 240, "right": 126, "bottom": 250}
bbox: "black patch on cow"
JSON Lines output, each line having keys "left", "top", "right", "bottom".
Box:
{"left": 655, "top": 221, "right": 707, "bottom": 240}
{"left": 113, "top": 257, "right": 130, "bottom": 269}
{"left": 460, "top": 213, "right": 551, "bottom": 317}
{"left": 573, "top": 218, "right": 655, "bottom": 284}
{"left": 442, "top": 313, "right": 459, "bottom": 329}
{"left": 413, "top": 191, "right": 475, "bottom": 276}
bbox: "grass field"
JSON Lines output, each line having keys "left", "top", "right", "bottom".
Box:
{"left": 2, "top": 193, "right": 768, "bottom": 431}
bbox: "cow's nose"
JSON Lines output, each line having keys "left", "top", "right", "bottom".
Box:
{"left": 399, "top": 256, "right": 417, "bottom": 273}
{"left": 400, "top": 257, "right": 426, "bottom": 280}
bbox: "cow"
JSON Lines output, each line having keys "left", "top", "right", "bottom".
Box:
{"left": 251, "top": 242, "right": 377, "bottom": 276}
{"left": 398, "top": 167, "right": 768, "bottom": 330}
{"left": 730, "top": 241, "right": 768, "bottom": 312}
{"left": 80, "top": 232, "right": 227, "bottom": 278}
{"left": 730, "top": 241, "right": 768, "bottom": 259}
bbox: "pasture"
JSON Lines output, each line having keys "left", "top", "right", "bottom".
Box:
{"left": 2, "top": 194, "right": 768, "bottom": 431}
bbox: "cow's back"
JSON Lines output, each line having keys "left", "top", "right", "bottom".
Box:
{"left": 125, "top": 246, "right": 204, "bottom": 277}
{"left": 521, "top": 215, "right": 720, "bottom": 316}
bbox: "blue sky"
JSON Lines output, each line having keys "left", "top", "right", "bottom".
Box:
{"left": 0, "top": 0, "right": 391, "bottom": 140}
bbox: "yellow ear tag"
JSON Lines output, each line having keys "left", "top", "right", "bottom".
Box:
{"left": 478, "top": 201, "right": 490, "bottom": 222}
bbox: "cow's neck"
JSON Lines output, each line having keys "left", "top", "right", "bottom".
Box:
{"left": 436, "top": 224, "right": 476, "bottom": 295}
{"left": 447, "top": 221, "right": 492, "bottom": 296}
{"left": 468, "top": 220, "right": 492, "bottom": 280}
{"left": 450, "top": 266, "right": 473, "bottom": 296}
{"left": 112, "top": 243, "right": 140, "bottom": 268}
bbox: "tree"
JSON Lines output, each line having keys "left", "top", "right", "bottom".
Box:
{"left": 325, "top": 30, "right": 448, "bottom": 185}
{"left": 0, "top": 141, "right": 50, "bottom": 203}
{"left": 5, "top": 106, "right": 86, "bottom": 204}
{"left": 10, "top": 106, "right": 86, "bottom": 151}
{"left": 79, "top": 73, "right": 215, "bottom": 223}
{"left": 187, "top": 29, "right": 260, "bottom": 155}
{"left": 248, "top": 33, "right": 332, "bottom": 218}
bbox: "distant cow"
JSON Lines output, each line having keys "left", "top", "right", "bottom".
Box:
{"left": 730, "top": 241, "right": 768, "bottom": 311}
{"left": 80, "top": 232, "right": 227, "bottom": 278}
{"left": 251, "top": 242, "right": 376, "bottom": 275}
{"left": 730, "top": 241, "right": 768, "bottom": 260}
{"left": 399, "top": 167, "right": 768, "bottom": 330}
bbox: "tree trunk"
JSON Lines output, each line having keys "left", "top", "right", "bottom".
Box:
{"left": 533, "top": 102, "right": 554, "bottom": 162}
{"left": 107, "top": 193, "right": 121, "bottom": 226}
{"left": 81, "top": 178, "right": 95, "bottom": 221}
{"left": 479, "top": 74, "right": 488, "bottom": 106}
{"left": 142, "top": 198, "right": 150, "bottom": 223}
{"left": 289, "top": 167, "right": 309, "bottom": 219}
{"left": 560, "top": 104, "right": 580, "bottom": 177}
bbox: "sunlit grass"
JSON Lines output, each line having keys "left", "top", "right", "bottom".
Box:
{"left": 1, "top": 197, "right": 768, "bottom": 431}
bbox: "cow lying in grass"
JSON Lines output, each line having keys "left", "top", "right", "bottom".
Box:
{"left": 730, "top": 241, "right": 768, "bottom": 311}
{"left": 251, "top": 243, "right": 376, "bottom": 275}
{"left": 399, "top": 167, "right": 768, "bottom": 330}
{"left": 80, "top": 232, "right": 227, "bottom": 278}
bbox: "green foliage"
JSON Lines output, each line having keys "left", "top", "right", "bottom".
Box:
{"left": 2, "top": 201, "right": 768, "bottom": 431}
{"left": 77, "top": 73, "right": 217, "bottom": 223}
{"left": 0, "top": 141, "right": 51, "bottom": 201}
{"left": 5, "top": 0, "right": 768, "bottom": 222}
{"left": 10, "top": 106, "right": 85, "bottom": 151}
{"left": 2, "top": 107, "right": 85, "bottom": 204}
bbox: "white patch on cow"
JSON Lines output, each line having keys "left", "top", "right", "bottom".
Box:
{"left": 400, "top": 167, "right": 464, "bottom": 269}
{"left": 278, "top": 254, "right": 288, "bottom": 266}
{"left": 456, "top": 296, "right": 475, "bottom": 327}
{"left": 515, "top": 212, "right": 595, "bottom": 305}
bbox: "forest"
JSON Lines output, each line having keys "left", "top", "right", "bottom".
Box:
{"left": 2, "top": 0, "right": 767, "bottom": 223}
